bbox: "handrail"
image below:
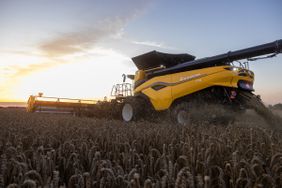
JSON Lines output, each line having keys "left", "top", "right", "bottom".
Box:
{"left": 27, "top": 94, "right": 98, "bottom": 113}
{"left": 33, "top": 96, "right": 97, "bottom": 103}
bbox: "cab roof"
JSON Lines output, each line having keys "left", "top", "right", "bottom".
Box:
{"left": 132, "top": 51, "right": 196, "bottom": 70}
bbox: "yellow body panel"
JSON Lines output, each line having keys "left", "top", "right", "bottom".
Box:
{"left": 134, "top": 66, "right": 254, "bottom": 110}
{"left": 135, "top": 74, "right": 172, "bottom": 110}
{"left": 134, "top": 70, "right": 145, "bottom": 82}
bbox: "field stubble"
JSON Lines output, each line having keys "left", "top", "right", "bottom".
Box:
{"left": 0, "top": 108, "right": 281, "bottom": 188}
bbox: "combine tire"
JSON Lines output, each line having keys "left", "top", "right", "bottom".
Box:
{"left": 121, "top": 97, "right": 144, "bottom": 122}
{"left": 171, "top": 102, "right": 191, "bottom": 126}
{"left": 171, "top": 101, "right": 236, "bottom": 126}
{"left": 239, "top": 91, "right": 281, "bottom": 129}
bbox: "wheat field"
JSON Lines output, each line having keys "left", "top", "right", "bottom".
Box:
{"left": 0, "top": 108, "right": 281, "bottom": 188}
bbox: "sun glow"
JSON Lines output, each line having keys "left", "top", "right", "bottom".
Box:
{"left": 0, "top": 47, "right": 135, "bottom": 102}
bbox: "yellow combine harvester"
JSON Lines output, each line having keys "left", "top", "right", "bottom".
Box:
{"left": 27, "top": 40, "right": 282, "bottom": 127}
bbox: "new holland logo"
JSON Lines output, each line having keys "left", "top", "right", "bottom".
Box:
{"left": 179, "top": 74, "right": 206, "bottom": 82}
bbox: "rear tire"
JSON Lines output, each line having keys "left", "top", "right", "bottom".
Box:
{"left": 239, "top": 91, "right": 281, "bottom": 129}
{"left": 171, "top": 102, "right": 191, "bottom": 126}
{"left": 171, "top": 101, "right": 236, "bottom": 126}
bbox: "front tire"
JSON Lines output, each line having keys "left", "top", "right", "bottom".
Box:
{"left": 122, "top": 103, "right": 134, "bottom": 122}
{"left": 121, "top": 97, "right": 144, "bottom": 122}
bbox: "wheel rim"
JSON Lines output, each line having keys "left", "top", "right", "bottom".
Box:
{"left": 122, "top": 103, "right": 133, "bottom": 122}
{"left": 177, "top": 110, "right": 190, "bottom": 125}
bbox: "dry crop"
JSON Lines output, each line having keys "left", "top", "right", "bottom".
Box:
{"left": 0, "top": 108, "right": 281, "bottom": 188}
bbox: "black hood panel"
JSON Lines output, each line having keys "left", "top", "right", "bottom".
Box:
{"left": 132, "top": 51, "right": 196, "bottom": 70}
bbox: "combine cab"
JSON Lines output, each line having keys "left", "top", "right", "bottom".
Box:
{"left": 28, "top": 39, "right": 282, "bottom": 128}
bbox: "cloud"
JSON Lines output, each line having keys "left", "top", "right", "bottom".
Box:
{"left": 12, "top": 60, "right": 67, "bottom": 78}
{"left": 132, "top": 40, "right": 164, "bottom": 48}
{"left": 0, "top": 0, "right": 154, "bottom": 101}
{"left": 39, "top": 17, "right": 128, "bottom": 57}
{"left": 0, "top": 58, "right": 63, "bottom": 101}
{"left": 1, "top": 2, "right": 150, "bottom": 83}
{"left": 0, "top": 50, "right": 44, "bottom": 57}
{"left": 0, "top": 49, "right": 66, "bottom": 78}
{"left": 39, "top": 0, "right": 154, "bottom": 57}
{"left": 131, "top": 40, "right": 178, "bottom": 51}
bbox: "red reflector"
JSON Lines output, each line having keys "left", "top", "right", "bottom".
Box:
{"left": 230, "top": 90, "right": 237, "bottom": 99}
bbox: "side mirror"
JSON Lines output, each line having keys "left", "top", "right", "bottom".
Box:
{"left": 122, "top": 74, "right": 126, "bottom": 83}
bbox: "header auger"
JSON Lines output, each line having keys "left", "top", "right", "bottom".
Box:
{"left": 28, "top": 39, "right": 282, "bottom": 128}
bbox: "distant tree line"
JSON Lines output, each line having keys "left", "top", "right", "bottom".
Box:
{"left": 269, "top": 103, "right": 282, "bottom": 110}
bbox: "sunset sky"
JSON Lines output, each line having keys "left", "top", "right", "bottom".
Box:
{"left": 0, "top": 0, "right": 281, "bottom": 104}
